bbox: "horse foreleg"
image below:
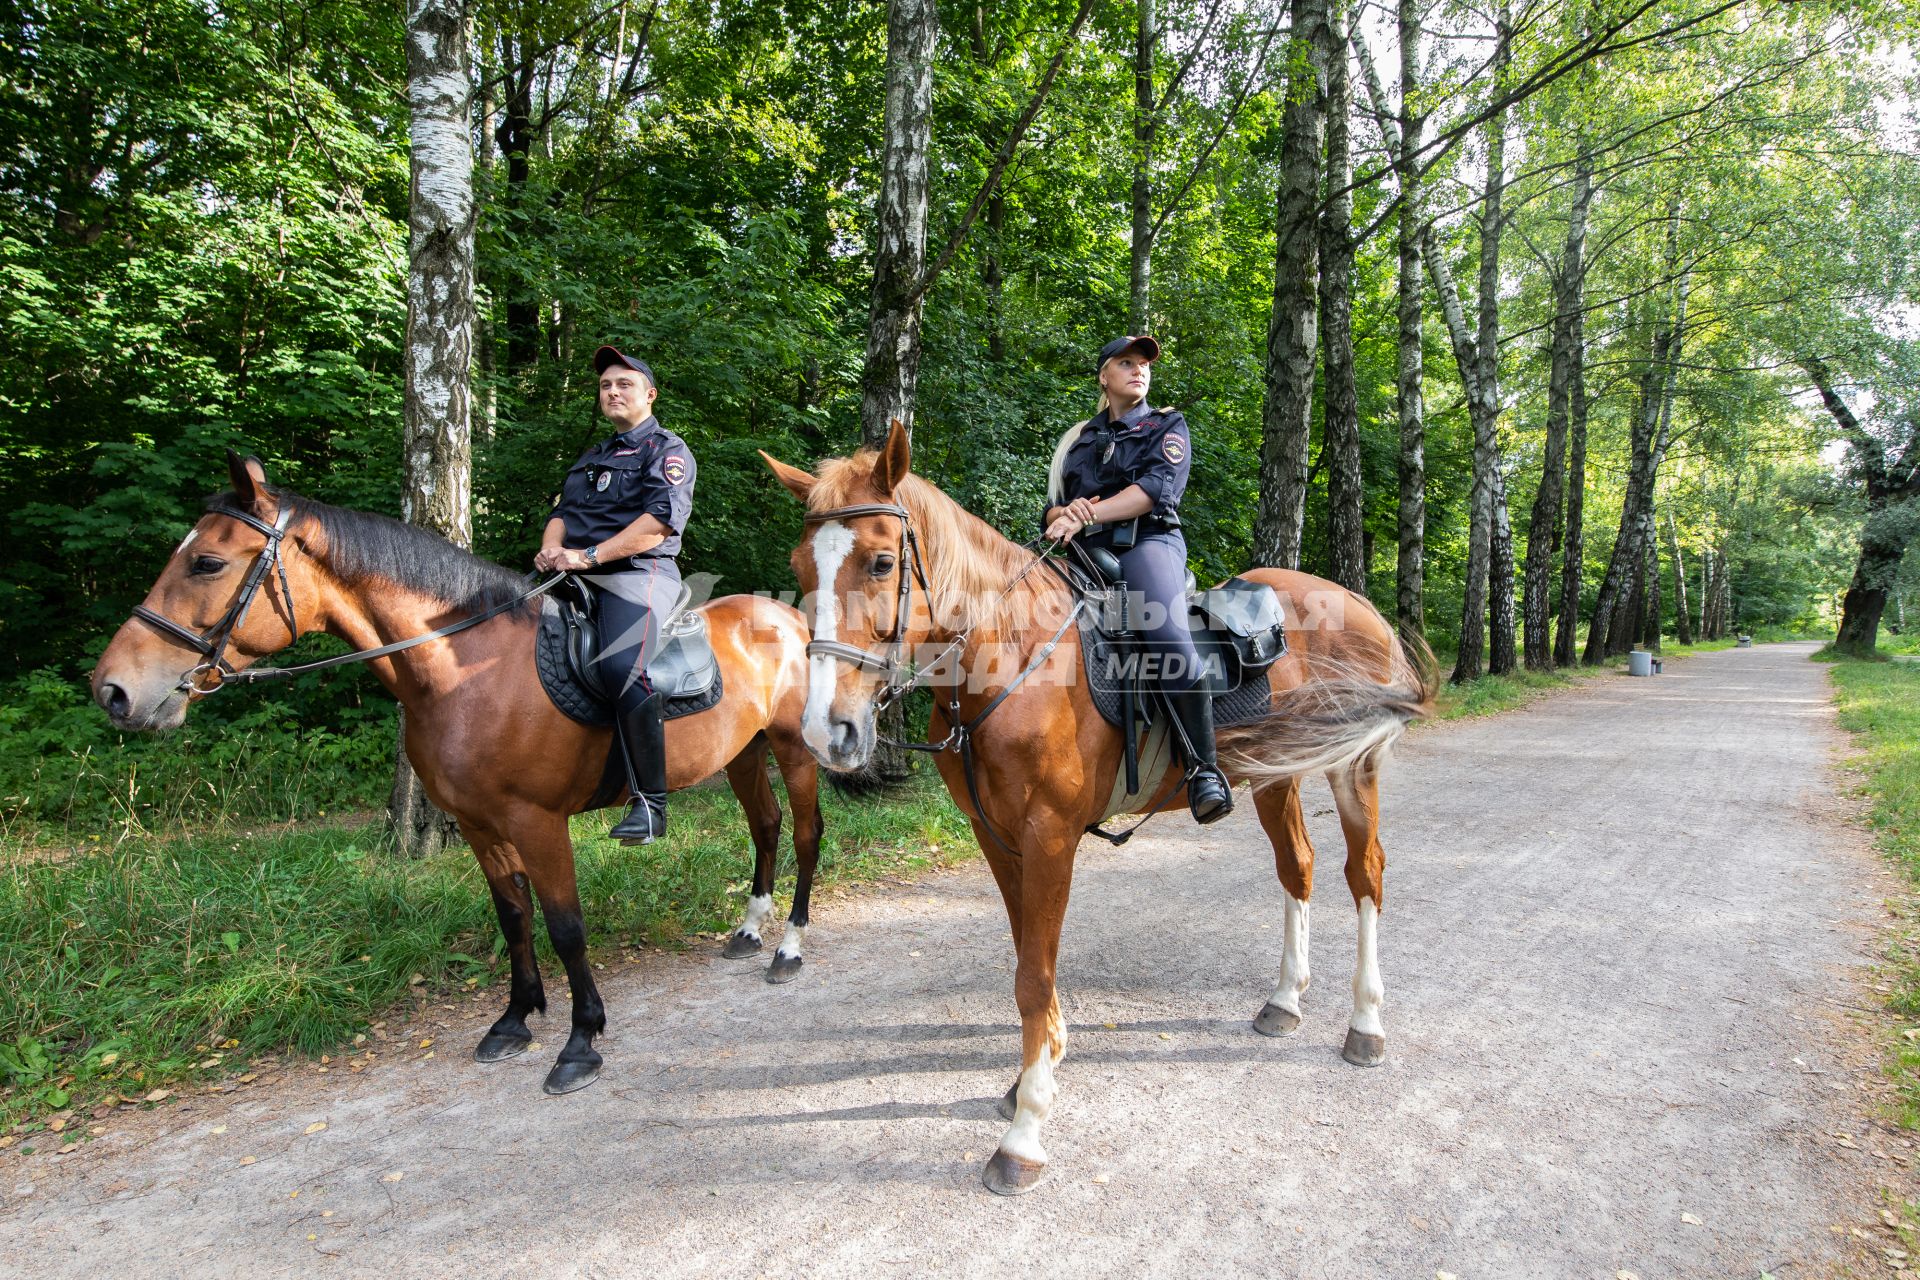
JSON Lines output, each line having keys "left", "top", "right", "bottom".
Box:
{"left": 769, "top": 739, "right": 824, "bottom": 985}
{"left": 721, "top": 739, "right": 782, "bottom": 962}
{"left": 516, "top": 819, "right": 606, "bottom": 1095}
{"left": 984, "top": 823, "right": 1075, "bottom": 1197}
{"left": 470, "top": 829, "right": 545, "bottom": 1063}
{"left": 1251, "top": 779, "right": 1316, "bottom": 1038}
{"left": 1329, "top": 764, "right": 1387, "bottom": 1066}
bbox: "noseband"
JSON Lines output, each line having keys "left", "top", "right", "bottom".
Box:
{"left": 801, "top": 502, "right": 934, "bottom": 701}
{"left": 132, "top": 506, "right": 298, "bottom": 696}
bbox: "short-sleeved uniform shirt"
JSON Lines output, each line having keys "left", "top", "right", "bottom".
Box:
{"left": 550, "top": 415, "right": 696, "bottom": 566}
{"left": 1047, "top": 401, "right": 1192, "bottom": 543}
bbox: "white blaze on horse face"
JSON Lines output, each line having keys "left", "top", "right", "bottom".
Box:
{"left": 174, "top": 528, "right": 199, "bottom": 556}
{"left": 1265, "top": 893, "right": 1311, "bottom": 1018}
{"left": 801, "top": 521, "right": 855, "bottom": 756}
{"left": 1351, "top": 898, "right": 1384, "bottom": 1038}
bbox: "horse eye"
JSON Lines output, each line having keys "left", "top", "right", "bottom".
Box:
{"left": 189, "top": 555, "right": 227, "bottom": 577}
{"left": 869, "top": 555, "right": 896, "bottom": 578}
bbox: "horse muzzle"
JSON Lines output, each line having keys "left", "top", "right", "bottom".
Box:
{"left": 91, "top": 671, "right": 190, "bottom": 733}
{"left": 805, "top": 708, "right": 875, "bottom": 773}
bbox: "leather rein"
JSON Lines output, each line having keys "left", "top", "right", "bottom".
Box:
{"left": 800, "top": 501, "right": 1082, "bottom": 859}
{"left": 132, "top": 505, "right": 564, "bottom": 696}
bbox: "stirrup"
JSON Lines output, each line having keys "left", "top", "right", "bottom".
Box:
{"left": 1186, "top": 767, "right": 1233, "bottom": 825}
{"left": 610, "top": 794, "right": 667, "bottom": 845}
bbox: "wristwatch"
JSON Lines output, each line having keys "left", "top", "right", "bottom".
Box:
{"left": 583, "top": 545, "right": 600, "bottom": 568}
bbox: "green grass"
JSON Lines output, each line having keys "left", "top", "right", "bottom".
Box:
{"left": 1827, "top": 648, "right": 1920, "bottom": 1127}
{"left": 0, "top": 770, "right": 962, "bottom": 1134}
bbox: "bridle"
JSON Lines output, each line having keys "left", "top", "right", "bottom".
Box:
{"left": 800, "top": 502, "right": 934, "bottom": 704}
{"left": 130, "top": 503, "right": 566, "bottom": 696}
{"left": 132, "top": 506, "right": 298, "bottom": 696}
{"left": 799, "top": 499, "right": 1083, "bottom": 859}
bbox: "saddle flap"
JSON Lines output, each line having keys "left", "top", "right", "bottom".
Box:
{"left": 1189, "top": 577, "right": 1287, "bottom": 671}
{"left": 645, "top": 610, "right": 717, "bottom": 699}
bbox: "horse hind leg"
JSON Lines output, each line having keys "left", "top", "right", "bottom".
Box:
{"left": 767, "top": 736, "right": 824, "bottom": 985}
{"left": 721, "top": 738, "right": 782, "bottom": 962}
{"left": 1251, "top": 779, "right": 1315, "bottom": 1038}
{"left": 1328, "top": 763, "right": 1387, "bottom": 1067}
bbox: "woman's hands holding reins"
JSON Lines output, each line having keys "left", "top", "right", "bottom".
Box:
{"left": 1045, "top": 496, "right": 1101, "bottom": 544}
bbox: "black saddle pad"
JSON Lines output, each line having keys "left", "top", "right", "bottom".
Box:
{"left": 1075, "top": 609, "right": 1275, "bottom": 731}
{"left": 535, "top": 598, "right": 724, "bottom": 729}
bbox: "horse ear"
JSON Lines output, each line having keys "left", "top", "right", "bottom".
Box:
{"left": 872, "top": 419, "right": 911, "bottom": 496}
{"left": 759, "top": 450, "right": 817, "bottom": 502}
{"left": 226, "top": 449, "right": 274, "bottom": 517}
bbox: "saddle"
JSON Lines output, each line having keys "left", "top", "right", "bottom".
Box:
{"left": 1061, "top": 547, "right": 1287, "bottom": 820}
{"left": 534, "top": 579, "right": 724, "bottom": 729}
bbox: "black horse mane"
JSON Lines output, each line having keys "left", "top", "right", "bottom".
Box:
{"left": 205, "top": 489, "right": 536, "bottom": 616}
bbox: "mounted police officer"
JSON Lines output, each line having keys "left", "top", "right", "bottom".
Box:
{"left": 536, "top": 346, "right": 697, "bottom": 844}
{"left": 1041, "top": 334, "right": 1231, "bottom": 825}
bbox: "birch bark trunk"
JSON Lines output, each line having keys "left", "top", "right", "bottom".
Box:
{"left": 1553, "top": 301, "right": 1587, "bottom": 666}
{"left": 392, "top": 0, "right": 475, "bottom": 859}
{"left": 1129, "top": 0, "right": 1155, "bottom": 332}
{"left": 1320, "top": 1, "right": 1364, "bottom": 594}
{"left": 1668, "top": 510, "right": 1693, "bottom": 646}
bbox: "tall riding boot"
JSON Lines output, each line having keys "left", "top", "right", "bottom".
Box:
{"left": 1166, "top": 688, "right": 1233, "bottom": 825}
{"left": 610, "top": 693, "right": 669, "bottom": 844}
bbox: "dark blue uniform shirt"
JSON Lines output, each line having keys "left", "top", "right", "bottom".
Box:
{"left": 551, "top": 416, "right": 696, "bottom": 564}
{"left": 1045, "top": 401, "right": 1192, "bottom": 539}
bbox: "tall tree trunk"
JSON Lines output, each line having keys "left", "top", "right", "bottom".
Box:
{"left": 1668, "top": 510, "right": 1693, "bottom": 646}
{"left": 1808, "top": 360, "right": 1920, "bottom": 656}
{"left": 1350, "top": 21, "right": 1423, "bottom": 636}
{"left": 1253, "top": 0, "right": 1332, "bottom": 570}
{"left": 1606, "top": 277, "right": 1685, "bottom": 658}
{"left": 970, "top": 5, "right": 1007, "bottom": 363}
{"left": 1320, "top": 2, "right": 1363, "bottom": 594}
{"left": 495, "top": 32, "right": 538, "bottom": 371}
{"left": 1523, "top": 154, "right": 1592, "bottom": 669}
{"left": 1553, "top": 302, "right": 1587, "bottom": 666}
{"left": 860, "top": 0, "right": 937, "bottom": 448}
{"left": 1642, "top": 510, "right": 1662, "bottom": 651}
{"left": 1128, "top": 0, "right": 1155, "bottom": 332}
{"left": 1489, "top": 463, "right": 1518, "bottom": 674}
{"left": 392, "top": 0, "right": 475, "bottom": 859}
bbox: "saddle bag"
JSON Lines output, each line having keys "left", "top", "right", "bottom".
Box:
{"left": 1188, "top": 578, "right": 1287, "bottom": 674}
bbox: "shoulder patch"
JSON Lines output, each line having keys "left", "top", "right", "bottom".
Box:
{"left": 662, "top": 455, "right": 688, "bottom": 485}
{"left": 1161, "top": 434, "right": 1187, "bottom": 464}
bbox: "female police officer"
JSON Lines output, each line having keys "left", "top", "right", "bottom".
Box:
{"left": 535, "top": 346, "right": 696, "bottom": 844}
{"left": 1041, "top": 334, "right": 1231, "bottom": 824}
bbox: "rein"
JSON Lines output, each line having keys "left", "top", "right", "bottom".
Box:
{"left": 801, "top": 500, "right": 1080, "bottom": 860}
{"left": 132, "top": 505, "right": 566, "bottom": 696}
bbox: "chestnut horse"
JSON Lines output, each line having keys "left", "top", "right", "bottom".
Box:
{"left": 765, "top": 424, "right": 1433, "bottom": 1193}
{"left": 91, "top": 453, "right": 824, "bottom": 1095}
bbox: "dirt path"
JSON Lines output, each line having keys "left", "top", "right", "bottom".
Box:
{"left": 3, "top": 643, "right": 1910, "bottom": 1278}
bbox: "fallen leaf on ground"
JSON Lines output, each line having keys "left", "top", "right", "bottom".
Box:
{"left": 238, "top": 1156, "right": 257, "bottom": 1166}
{"left": 57, "top": 1142, "right": 76, "bottom": 1154}
{"left": 1617, "top": 1271, "right": 1643, "bottom": 1280}
{"left": 209, "top": 1126, "right": 226, "bottom": 1136}
{"left": 418, "top": 1039, "right": 432, "bottom": 1049}
{"left": 97, "top": 1052, "right": 118, "bottom": 1066}
{"left": 303, "top": 1122, "right": 327, "bottom": 1136}
{"left": 47, "top": 1118, "right": 66, "bottom": 1133}
{"left": 1090, "top": 1173, "right": 1110, "bottom": 1185}
{"left": 1159, "top": 1032, "right": 1172, "bottom": 1040}
{"left": 143, "top": 1089, "right": 171, "bottom": 1103}
{"left": 382, "top": 1171, "right": 404, "bottom": 1183}
{"left": 1680, "top": 1212, "right": 1702, "bottom": 1225}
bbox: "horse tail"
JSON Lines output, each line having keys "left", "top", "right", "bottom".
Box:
{"left": 1217, "top": 625, "right": 1437, "bottom": 784}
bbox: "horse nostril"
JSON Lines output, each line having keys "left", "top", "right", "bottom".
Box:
{"left": 830, "top": 718, "right": 857, "bottom": 755}
{"left": 99, "top": 681, "right": 131, "bottom": 720}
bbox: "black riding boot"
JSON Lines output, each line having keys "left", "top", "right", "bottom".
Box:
{"left": 609, "top": 693, "right": 668, "bottom": 844}
{"left": 1166, "top": 689, "right": 1233, "bottom": 825}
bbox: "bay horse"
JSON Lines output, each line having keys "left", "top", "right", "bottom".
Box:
{"left": 91, "top": 452, "right": 824, "bottom": 1095}
{"left": 765, "top": 423, "right": 1434, "bottom": 1194}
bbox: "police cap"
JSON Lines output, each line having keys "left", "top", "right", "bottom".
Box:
{"left": 1096, "top": 334, "right": 1161, "bottom": 374}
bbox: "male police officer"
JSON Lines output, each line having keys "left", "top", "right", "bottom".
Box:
{"left": 536, "top": 347, "right": 697, "bottom": 843}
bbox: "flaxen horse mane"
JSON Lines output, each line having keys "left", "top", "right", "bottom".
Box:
{"left": 808, "top": 451, "right": 1061, "bottom": 636}
{"left": 206, "top": 489, "right": 535, "bottom": 617}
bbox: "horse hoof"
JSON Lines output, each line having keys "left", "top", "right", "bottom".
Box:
{"left": 722, "top": 931, "right": 764, "bottom": 959}
{"left": 1252, "top": 1002, "right": 1302, "bottom": 1038}
{"left": 982, "top": 1149, "right": 1048, "bottom": 1196}
{"left": 474, "top": 1031, "right": 532, "bottom": 1063}
{"left": 542, "top": 1057, "right": 602, "bottom": 1095}
{"left": 1341, "top": 1028, "right": 1386, "bottom": 1067}
{"left": 995, "top": 1080, "right": 1020, "bottom": 1122}
{"left": 765, "top": 953, "right": 803, "bottom": 984}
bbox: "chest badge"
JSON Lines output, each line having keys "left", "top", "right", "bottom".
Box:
{"left": 663, "top": 456, "right": 687, "bottom": 485}
{"left": 596, "top": 471, "right": 612, "bottom": 491}
{"left": 1162, "top": 435, "right": 1187, "bottom": 464}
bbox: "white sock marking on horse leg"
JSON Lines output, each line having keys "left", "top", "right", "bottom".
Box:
{"left": 734, "top": 892, "right": 774, "bottom": 943}
{"left": 775, "top": 920, "right": 806, "bottom": 962}
{"left": 996, "top": 1052, "right": 1054, "bottom": 1165}
{"left": 1264, "top": 892, "right": 1311, "bottom": 1016}
{"left": 801, "top": 522, "right": 853, "bottom": 756}
{"left": 1350, "top": 898, "right": 1384, "bottom": 1038}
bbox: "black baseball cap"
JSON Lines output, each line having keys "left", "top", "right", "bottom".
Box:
{"left": 1097, "top": 334, "right": 1161, "bottom": 374}
{"left": 593, "top": 345, "right": 656, "bottom": 388}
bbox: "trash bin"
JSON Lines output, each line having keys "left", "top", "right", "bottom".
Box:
{"left": 1651, "top": 658, "right": 1663, "bottom": 675}
{"left": 1628, "top": 650, "right": 1653, "bottom": 677}
{"left": 1735, "top": 635, "right": 1752, "bottom": 648}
